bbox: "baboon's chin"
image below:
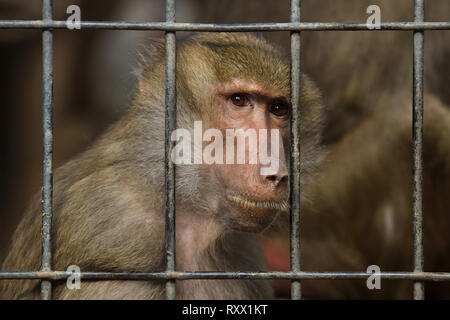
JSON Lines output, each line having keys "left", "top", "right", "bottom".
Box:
{"left": 226, "top": 212, "right": 280, "bottom": 233}
{"left": 223, "top": 196, "right": 283, "bottom": 233}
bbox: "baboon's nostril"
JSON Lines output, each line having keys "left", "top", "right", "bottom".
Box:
{"left": 264, "top": 173, "right": 287, "bottom": 186}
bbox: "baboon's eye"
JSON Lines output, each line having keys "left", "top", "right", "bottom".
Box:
{"left": 229, "top": 93, "right": 250, "bottom": 107}
{"left": 269, "top": 101, "right": 290, "bottom": 117}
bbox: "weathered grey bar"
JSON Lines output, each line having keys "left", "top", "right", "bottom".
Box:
{"left": 1, "top": 271, "right": 450, "bottom": 281}
{"left": 412, "top": 0, "right": 425, "bottom": 301}
{"left": 40, "top": 0, "right": 54, "bottom": 301}
{"left": 0, "top": 21, "right": 449, "bottom": 31}
{"left": 164, "top": 0, "right": 177, "bottom": 301}
{"left": 289, "top": 0, "right": 302, "bottom": 301}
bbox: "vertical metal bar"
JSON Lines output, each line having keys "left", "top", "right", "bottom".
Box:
{"left": 412, "top": 0, "right": 425, "bottom": 300}
{"left": 164, "top": 0, "right": 177, "bottom": 300}
{"left": 40, "top": 0, "right": 54, "bottom": 300}
{"left": 289, "top": 0, "right": 302, "bottom": 300}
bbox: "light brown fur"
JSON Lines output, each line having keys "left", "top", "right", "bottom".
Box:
{"left": 0, "top": 33, "right": 325, "bottom": 299}
{"left": 196, "top": 0, "right": 450, "bottom": 299}
{"left": 300, "top": 94, "right": 450, "bottom": 299}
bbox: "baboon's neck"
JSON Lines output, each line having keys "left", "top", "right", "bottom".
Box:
{"left": 175, "top": 212, "right": 225, "bottom": 271}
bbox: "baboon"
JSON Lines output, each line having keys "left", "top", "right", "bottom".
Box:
{"left": 299, "top": 93, "right": 450, "bottom": 299}
{"left": 0, "top": 33, "right": 325, "bottom": 299}
{"left": 196, "top": 0, "right": 450, "bottom": 299}
{"left": 302, "top": 0, "right": 450, "bottom": 299}
{"left": 2, "top": 0, "right": 450, "bottom": 300}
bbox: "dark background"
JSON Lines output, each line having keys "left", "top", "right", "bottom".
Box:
{"left": 0, "top": 0, "right": 449, "bottom": 299}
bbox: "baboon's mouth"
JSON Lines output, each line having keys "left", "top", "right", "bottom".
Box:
{"left": 227, "top": 193, "right": 289, "bottom": 212}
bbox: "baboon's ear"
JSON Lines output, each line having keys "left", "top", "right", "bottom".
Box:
{"left": 135, "top": 38, "right": 165, "bottom": 72}
{"left": 134, "top": 38, "right": 165, "bottom": 96}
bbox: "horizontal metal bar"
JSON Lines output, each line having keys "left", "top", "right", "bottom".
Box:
{"left": 0, "top": 20, "right": 450, "bottom": 31}
{"left": 1, "top": 271, "right": 450, "bottom": 281}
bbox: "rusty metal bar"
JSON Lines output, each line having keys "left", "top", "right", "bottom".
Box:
{"left": 40, "top": 0, "right": 54, "bottom": 301}
{"left": 164, "top": 0, "right": 177, "bottom": 301}
{"left": 1, "top": 271, "right": 450, "bottom": 281}
{"left": 289, "top": 0, "right": 302, "bottom": 301}
{"left": 412, "top": 0, "right": 425, "bottom": 301}
{"left": 0, "top": 20, "right": 450, "bottom": 31}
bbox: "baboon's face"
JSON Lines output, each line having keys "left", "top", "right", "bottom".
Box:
{"left": 202, "top": 78, "right": 290, "bottom": 232}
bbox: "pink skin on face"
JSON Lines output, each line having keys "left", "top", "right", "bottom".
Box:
{"left": 203, "top": 79, "right": 290, "bottom": 231}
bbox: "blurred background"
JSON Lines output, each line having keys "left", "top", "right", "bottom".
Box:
{"left": 0, "top": 0, "right": 449, "bottom": 299}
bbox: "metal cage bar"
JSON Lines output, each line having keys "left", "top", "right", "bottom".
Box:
{"left": 0, "top": 21, "right": 450, "bottom": 31}
{"left": 412, "top": 0, "right": 425, "bottom": 300}
{"left": 40, "top": 0, "right": 54, "bottom": 301}
{"left": 0, "top": 0, "right": 449, "bottom": 300}
{"left": 1, "top": 270, "right": 450, "bottom": 281}
{"left": 289, "top": 0, "right": 302, "bottom": 301}
{"left": 164, "top": 0, "right": 177, "bottom": 300}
